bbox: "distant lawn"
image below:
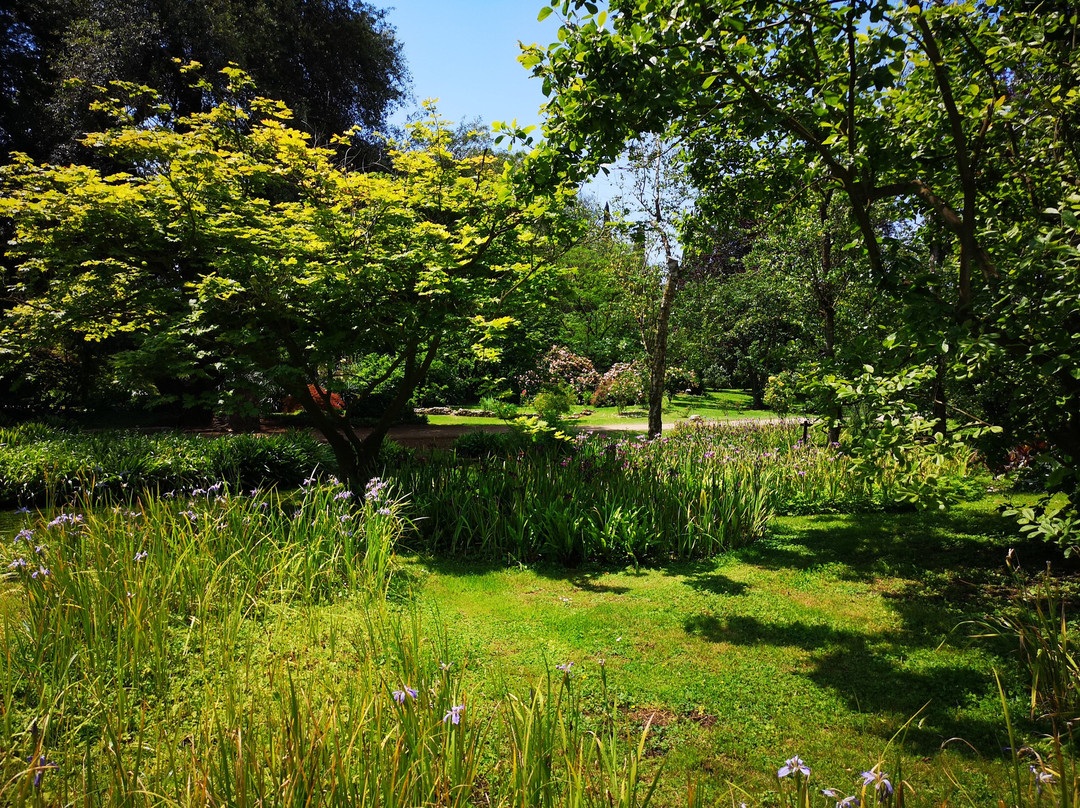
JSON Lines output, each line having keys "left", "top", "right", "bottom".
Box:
{"left": 425, "top": 388, "right": 785, "bottom": 429}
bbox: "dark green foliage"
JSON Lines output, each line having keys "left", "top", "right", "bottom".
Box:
{"left": 0, "top": 424, "right": 333, "bottom": 506}
{"left": 527, "top": 0, "right": 1080, "bottom": 550}
{"left": 0, "top": 0, "right": 407, "bottom": 163}
{"left": 451, "top": 429, "right": 520, "bottom": 458}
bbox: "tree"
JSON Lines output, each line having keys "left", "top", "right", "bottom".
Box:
{"left": 525, "top": 0, "right": 1080, "bottom": 545}
{"left": 610, "top": 135, "right": 692, "bottom": 437}
{"left": 0, "top": 75, "right": 572, "bottom": 486}
{"left": 0, "top": 0, "right": 408, "bottom": 164}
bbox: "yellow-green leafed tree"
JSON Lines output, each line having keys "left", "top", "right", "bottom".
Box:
{"left": 0, "top": 71, "right": 575, "bottom": 485}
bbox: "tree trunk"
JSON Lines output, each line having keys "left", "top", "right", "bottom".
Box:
{"left": 648, "top": 256, "right": 679, "bottom": 438}
{"left": 823, "top": 303, "right": 842, "bottom": 445}
{"left": 817, "top": 206, "right": 842, "bottom": 445}
{"left": 282, "top": 334, "right": 441, "bottom": 491}
{"left": 932, "top": 352, "right": 948, "bottom": 437}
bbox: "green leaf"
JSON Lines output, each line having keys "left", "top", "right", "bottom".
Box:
{"left": 538, "top": 6, "right": 554, "bottom": 22}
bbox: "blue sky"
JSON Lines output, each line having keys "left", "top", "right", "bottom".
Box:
{"left": 385, "top": 1, "right": 561, "bottom": 131}
{"left": 384, "top": 1, "right": 623, "bottom": 209}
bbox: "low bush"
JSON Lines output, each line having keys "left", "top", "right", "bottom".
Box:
{"left": 532, "top": 385, "right": 577, "bottom": 425}
{"left": 0, "top": 425, "right": 334, "bottom": 506}
{"left": 591, "top": 360, "right": 648, "bottom": 410}
{"left": 452, "top": 429, "right": 519, "bottom": 457}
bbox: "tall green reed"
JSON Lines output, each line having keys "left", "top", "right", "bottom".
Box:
{"left": 400, "top": 430, "right": 783, "bottom": 564}
{"left": 0, "top": 479, "right": 410, "bottom": 798}
{"left": 394, "top": 420, "right": 974, "bottom": 565}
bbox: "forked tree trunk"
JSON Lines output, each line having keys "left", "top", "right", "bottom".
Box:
{"left": 648, "top": 255, "right": 679, "bottom": 438}
{"left": 285, "top": 335, "right": 441, "bottom": 491}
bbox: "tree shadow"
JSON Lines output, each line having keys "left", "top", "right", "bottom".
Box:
{"left": 567, "top": 570, "right": 632, "bottom": 595}
{"left": 679, "top": 568, "right": 750, "bottom": 597}
{"left": 415, "top": 554, "right": 636, "bottom": 595}
{"left": 741, "top": 507, "right": 1079, "bottom": 620}
{"left": 675, "top": 505, "right": 1080, "bottom": 753}
{"left": 683, "top": 612, "right": 1009, "bottom": 754}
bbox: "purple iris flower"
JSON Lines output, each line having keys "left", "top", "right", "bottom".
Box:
{"left": 860, "top": 769, "right": 893, "bottom": 800}
{"left": 391, "top": 687, "right": 418, "bottom": 704}
{"left": 29, "top": 756, "right": 57, "bottom": 789}
{"left": 1031, "top": 766, "right": 1055, "bottom": 794}
{"left": 443, "top": 704, "right": 464, "bottom": 725}
{"left": 778, "top": 756, "right": 810, "bottom": 779}
{"left": 556, "top": 662, "right": 573, "bottom": 672}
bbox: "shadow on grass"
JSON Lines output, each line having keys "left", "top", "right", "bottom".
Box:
{"left": 677, "top": 506, "right": 1077, "bottom": 754}
{"left": 415, "top": 555, "right": 640, "bottom": 595}
{"left": 680, "top": 567, "right": 751, "bottom": 596}
{"left": 409, "top": 504, "right": 1063, "bottom": 755}
{"left": 743, "top": 508, "right": 1079, "bottom": 620}
{"left": 683, "top": 611, "right": 1005, "bottom": 754}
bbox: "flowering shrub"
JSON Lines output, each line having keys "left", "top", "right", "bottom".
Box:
{"left": 763, "top": 371, "right": 799, "bottom": 415}
{"left": 664, "top": 365, "right": 700, "bottom": 402}
{"left": 517, "top": 345, "right": 600, "bottom": 403}
{"left": 591, "top": 360, "right": 649, "bottom": 410}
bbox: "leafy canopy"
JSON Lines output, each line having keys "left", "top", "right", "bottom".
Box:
{"left": 0, "top": 72, "right": 575, "bottom": 480}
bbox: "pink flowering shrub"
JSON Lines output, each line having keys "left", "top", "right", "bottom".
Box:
{"left": 591, "top": 360, "right": 648, "bottom": 410}
{"left": 517, "top": 346, "right": 601, "bottom": 404}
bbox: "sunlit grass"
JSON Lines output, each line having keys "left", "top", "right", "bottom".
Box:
{"left": 1, "top": 492, "right": 1053, "bottom": 806}
{"left": 405, "top": 498, "right": 1036, "bottom": 804}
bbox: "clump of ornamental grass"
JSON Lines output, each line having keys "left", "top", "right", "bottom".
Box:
{"left": 0, "top": 478, "right": 410, "bottom": 741}
{"left": 393, "top": 421, "right": 978, "bottom": 565}
{"left": 1, "top": 532, "right": 663, "bottom": 808}
{"left": 399, "top": 430, "right": 777, "bottom": 564}
{"left": 664, "top": 419, "right": 982, "bottom": 515}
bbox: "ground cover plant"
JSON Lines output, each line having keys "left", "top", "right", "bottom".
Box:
{"left": 0, "top": 424, "right": 333, "bottom": 507}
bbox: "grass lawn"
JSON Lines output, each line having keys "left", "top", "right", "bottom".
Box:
{"left": 425, "top": 389, "right": 782, "bottom": 430}
{"left": 390, "top": 496, "right": 1042, "bottom": 803}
